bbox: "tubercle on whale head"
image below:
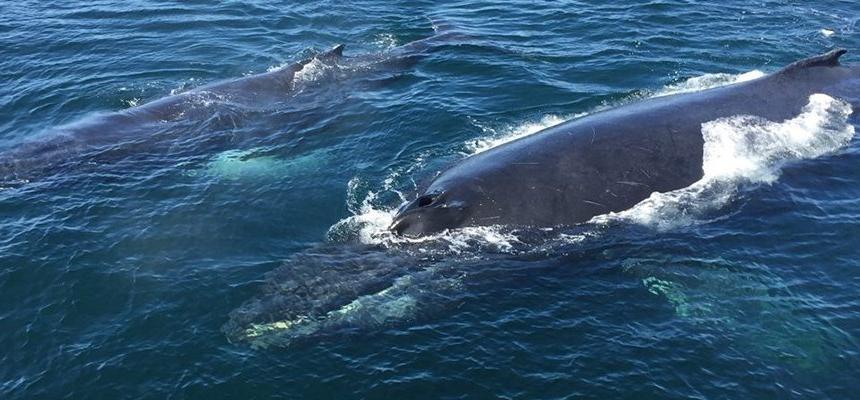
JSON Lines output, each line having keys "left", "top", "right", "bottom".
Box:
{"left": 389, "top": 191, "right": 469, "bottom": 237}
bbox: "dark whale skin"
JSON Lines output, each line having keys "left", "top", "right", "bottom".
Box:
{"left": 391, "top": 50, "right": 860, "bottom": 237}
{"left": 0, "top": 23, "right": 461, "bottom": 182}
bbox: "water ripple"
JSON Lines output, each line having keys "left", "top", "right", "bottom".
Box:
{"left": 2, "top": 0, "right": 860, "bottom": 399}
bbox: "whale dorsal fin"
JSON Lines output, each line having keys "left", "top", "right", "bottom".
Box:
{"left": 320, "top": 44, "right": 344, "bottom": 59}
{"left": 309, "top": 44, "right": 345, "bottom": 63}
{"left": 328, "top": 44, "right": 345, "bottom": 58}
{"left": 780, "top": 49, "right": 847, "bottom": 73}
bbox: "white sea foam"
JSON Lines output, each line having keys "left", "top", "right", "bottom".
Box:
{"left": 652, "top": 70, "right": 765, "bottom": 97}
{"left": 466, "top": 114, "right": 575, "bottom": 155}
{"left": 327, "top": 173, "right": 522, "bottom": 254}
{"left": 821, "top": 28, "right": 836, "bottom": 37}
{"left": 596, "top": 94, "right": 854, "bottom": 230}
{"left": 265, "top": 51, "right": 339, "bottom": 92}
{"left": 291, "top": 58, "right": 333, "bottom": 91}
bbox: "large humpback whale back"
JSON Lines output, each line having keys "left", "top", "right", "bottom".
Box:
{"left": 391, "top": 50, "right": 860, "bottom": 236}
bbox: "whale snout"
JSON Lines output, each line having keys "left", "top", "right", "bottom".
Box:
{"left": 389, "top": 211, "right": 431, "bottom": 237}
{"left": 389, "top": 192, "right": 468, "bottom": 237}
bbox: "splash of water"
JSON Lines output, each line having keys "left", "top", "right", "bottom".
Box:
{"left": 372, "top": 32, "right": 400, "bottom": 50}
{"left": 652, "top": 70, "right": 765, "bottom": 97}
{"left": 327, "top": 174, "right": 524, "bottom": 254}
{"left": 291, "top": 58, "right": 335, "bottom": 91}
{"left": 599, "top": 94, "right": 854, "bottom": 230}
{"left": 466, "top": 114, "right": 572, "bottom": 155}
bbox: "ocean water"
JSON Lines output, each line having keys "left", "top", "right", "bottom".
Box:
{"left": 2, "top": 1, "right": 860, "bottom": 398}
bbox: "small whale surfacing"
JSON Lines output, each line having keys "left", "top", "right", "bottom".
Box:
{"left": 0, "top": 21, "right": 462, "bottom": 185}
{"left": 0, "top": 44, "right": 347, "bottom": 183}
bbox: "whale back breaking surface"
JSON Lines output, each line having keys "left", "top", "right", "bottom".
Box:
{"left": 0, "top": 45, "right": 350, "bottom": 181}
{"left": 391, "top": 50, "right": 858, "bottom": 237}
{"left": 0, "top": 24, "right": 466, "bottom": 184}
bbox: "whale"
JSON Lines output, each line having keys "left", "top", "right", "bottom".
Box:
{"left": 391, "top": 49, "right": 860, "bottom": 237}
{"left": 0, "top": 24, "right": 459, "bottom": 183}
{"left": 0, "top": 45, "right": 348, "bottom": 183}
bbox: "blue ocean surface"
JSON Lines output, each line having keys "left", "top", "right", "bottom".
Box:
{"left": 2, "top": 1, "right": 860, "bottom": 398}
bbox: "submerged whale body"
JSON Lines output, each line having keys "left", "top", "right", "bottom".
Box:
{"left": 391, "top": 49, "right": 860, "bottom": 237}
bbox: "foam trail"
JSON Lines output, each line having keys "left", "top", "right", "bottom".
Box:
{"left": 598, "top": 94, "right": 854, "bottom": 230}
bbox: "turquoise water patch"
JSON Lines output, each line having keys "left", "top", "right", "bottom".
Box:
{"left": 200, "top": 148, "right": 330, "bottom": 180}
{"left": 624, "top": 256, "right": 854, "bottom": 373}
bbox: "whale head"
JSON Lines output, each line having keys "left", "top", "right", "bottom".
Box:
{"left": 389, "top": 190, "right": 471, "bottom": 237}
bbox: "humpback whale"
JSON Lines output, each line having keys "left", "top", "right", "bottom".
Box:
{"left": 0, "top": 45, "right": 347, "bottom": 182}
{"left": 391, "top": 50, "right": 860, "bottom": 237}
{"left": 0, "top": 25, "right": 457, "bottom": 183}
